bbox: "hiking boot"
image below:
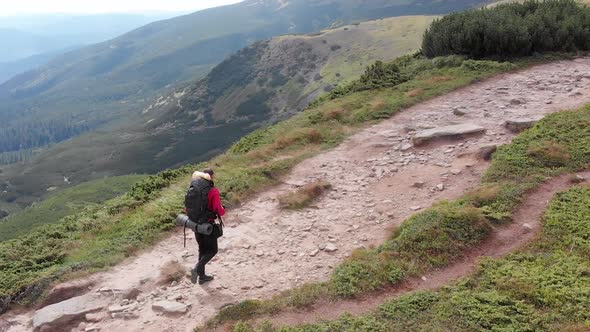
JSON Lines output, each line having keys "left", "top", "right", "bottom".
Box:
{"left": 190, "top": 268, "right": 199, "bottom": 284}
{"left": 199, "top": 275, "right": 214, "bottom": 285}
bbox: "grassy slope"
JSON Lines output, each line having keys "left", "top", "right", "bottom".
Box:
{"left": 0, "top": 53, "right": 531, "bottom": 312}
{"left": 206, "top": 98, "right": 590, "bottom": 330}
{"left": 0, "top": 175, "right": 145, "bottom": 242}
{"left": 242, "top": 176, "right": 590, "bottom": 331}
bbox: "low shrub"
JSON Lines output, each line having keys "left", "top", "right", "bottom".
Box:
{"left": 158, "top": 260, "right": 186, "bottom": 284}
{"left": 527, "top": 140, "right": 571, "bottom": 167}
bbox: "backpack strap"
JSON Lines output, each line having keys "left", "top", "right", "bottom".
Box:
{"left": 183, "top": 218, "right": 188, "bottom": 248}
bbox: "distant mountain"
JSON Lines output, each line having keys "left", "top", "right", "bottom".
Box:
{"left": 0, "top": 48, "right": 77, "bottom": 84}
{"left": 0, "top": 0, "right": 492, "bottom": 207}
{"left": 0, "top": 15, "right": 436, "bottom": 206}
{"left": 0, "top": 13, "right": 179, "bottom": 62}
{"left": 0, "top": 0, "right": 490, "bottom": 157}
{"left": 0, "top": 29, "right": 66, "bottom": 63}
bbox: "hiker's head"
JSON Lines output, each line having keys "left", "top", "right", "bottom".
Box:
{"left": 203, "top": 168, "right": 215, "bottom": 181}
{"left": 191, "top": 168, "right": 215, "bottom": 182}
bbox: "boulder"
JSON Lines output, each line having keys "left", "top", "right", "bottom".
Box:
{"left": 32, "top": 294, "right": 107, "bottom": 331}
{"left": 504, "top": 116, "right": 543, "bottom": 133}
{"left": 413, "top": 124, "right": 486, "bottom": 145}
{"left": 151, "top": 301, "right": 188, "bottom": 315}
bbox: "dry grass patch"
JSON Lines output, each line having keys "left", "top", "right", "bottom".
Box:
{"left": 278, "top": 180, "right": 332, "bottom": 209}
{"left": 370, "top": 98, "right": 387, "bottom": 111}
{"left": 274, "top": 128, "right": 324, "bottom": 150}
{"left": 159, "top": 260, "right": 186, "bottom": 284}
{"left": 467, "top": 185, "right": 502, "bottom": 206}
{"left": 323, "top": 109, "right": 345, "bottom": 121}
{"left": 405, "top": 88, "right": 424, "bottom": 98}
{"left": 527, "top": 141, "right": 571, "bottom": 167}
{"left": 426, "top": 75, "right": 454, "bottom": 83}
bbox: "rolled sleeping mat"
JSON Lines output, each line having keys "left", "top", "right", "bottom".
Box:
{"left": 176, "top": 214, "right": 213, "bottom": 235}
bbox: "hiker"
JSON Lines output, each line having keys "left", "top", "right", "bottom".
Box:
{"left": 184, "top": 168, "right": 226, "bottom": 285}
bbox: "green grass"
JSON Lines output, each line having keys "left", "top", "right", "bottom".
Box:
{"left": 0, "top": 175, "right": 145, "bottom": 242}
{"left": 205, "top": 102, "right": 590, "bottom": 329}
{"left": 235, "top": 184, "right": 590, "bottom": 332}
{"left": 0, "top": 53, "right": 570, "bottom": 314}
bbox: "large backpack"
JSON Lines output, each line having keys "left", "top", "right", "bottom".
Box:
{"left": 184, "top": 178, "right": 214, "bottom": 223}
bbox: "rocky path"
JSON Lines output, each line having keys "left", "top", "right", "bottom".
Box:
{"left": 4, "top": 58, "right": 590, "bottom": 332}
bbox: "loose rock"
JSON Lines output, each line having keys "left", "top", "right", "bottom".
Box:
{"left": 504, "top": 116, "right": 543, "bottom": 133}
{"left": 151, "top": 301, "right": 188, "bottom": 315}
{"left": 324, "top": 244, "right": 338, "bottom": 253}
{"left": 413, "top": 124, "right": 486, "bottom": 145}
{"left": 522, "top": 223, "right": 533, "bottom": 233}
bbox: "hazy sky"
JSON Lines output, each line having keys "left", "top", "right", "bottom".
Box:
{"left": 1, "top": 0, "right": 244, "bottom": 16}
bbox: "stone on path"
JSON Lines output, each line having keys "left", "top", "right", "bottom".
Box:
{"left": 400, "top": 143, "right": 413, "bottom": 152}
{"left": 522, "top": 223, "right": 534, "bottom": 233}
{"left": 32, "top": 294, "right": 107, "bottom": 331}
{"left": 412, "top": 181, "right": 425, "bottom": 188}
{"left": 151, "top": 301, "right": 188, "bottom": 315}
{"left": 324, "top": 244, "right": 338, "bottom": 253}
{"left": 504, "top": 116, "right": 543, "bottom": 133}
{"left": 413, "top": 124, "right": 486, "bottom": 145}
{"left": 85, "top": 312, "right": 105, "bottom": 323}
{"left": 571, "top": 175, "right": 586, "bottom": 184}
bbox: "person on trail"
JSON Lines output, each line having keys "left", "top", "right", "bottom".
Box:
{"left": 185, "top": 168, "right": 226, "bottom": 285}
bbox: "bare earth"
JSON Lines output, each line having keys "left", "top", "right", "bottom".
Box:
{"left": 4, "top": 58, "right": 590, "bottom": 332}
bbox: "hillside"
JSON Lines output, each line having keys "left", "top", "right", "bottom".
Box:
{"left": 0, "top": 0, "right": 488, "bottom": 153}
{"left": 0, "top": 175, "right": 145, "bottom": 242}
{"left": 0, "top": 49, "right": 72, "bottom": 85}
{"left": 0, "top": 15, "right": 436, "bottom": 210}
{"left": 3, "top": 53, "right": 590, "bottom": 331}
{"left": 0, "top": 0, "right": 491, "bottom": 206}
{"left": 2, "top": 1, "right": 590, "bottom": 331}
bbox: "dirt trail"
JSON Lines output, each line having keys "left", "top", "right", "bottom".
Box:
{"left": 4, "top": 58, "right": 590, "bottom": 332}
{"left": 253, "top": 170, "right": 590, "bottom": 329}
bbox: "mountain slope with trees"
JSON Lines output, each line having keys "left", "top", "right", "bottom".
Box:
{"left": 0, "top": 0, "right": 490, "bottom": 158}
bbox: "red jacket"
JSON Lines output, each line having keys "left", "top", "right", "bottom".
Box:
{"left": 208, "top": 187, "right": 225, "bottom": 218}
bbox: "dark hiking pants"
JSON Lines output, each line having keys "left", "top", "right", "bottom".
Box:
{"left": 195, "top": 233, "right": 218, "bottom": 277}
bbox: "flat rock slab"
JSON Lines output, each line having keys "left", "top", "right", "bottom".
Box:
{"left": 33, "top": 294, "right": 107, "bottom": 331}
{"left": 151, "top": 301, "right": 188, "bottom": 315}
{"left": 413, "top": 124, "right": 486, "bottom": 145}
{"left": 504, "top": 116, "right": 543, "bottom": 133}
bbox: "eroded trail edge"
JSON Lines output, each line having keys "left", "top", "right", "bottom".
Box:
{"left": 249, "top": 170, "right": 590, "bottom": 329}
{"left": 4, "top": 58, "right": 590, "bottom": 332}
